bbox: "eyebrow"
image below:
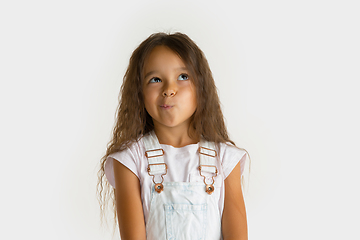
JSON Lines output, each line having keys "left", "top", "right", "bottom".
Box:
{"left": 144, "top": 67, "right": 188, "bottom": 79}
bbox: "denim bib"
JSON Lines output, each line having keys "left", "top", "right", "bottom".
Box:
{"left": 143, "top": 131, "right": 222, "bottom": 240}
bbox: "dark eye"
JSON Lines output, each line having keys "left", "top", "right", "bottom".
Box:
{"left": 149, "top": 77, "right": 161, "bottom": 83}
{"left": 178, "top": 74, "right": 189, "bottom": 81}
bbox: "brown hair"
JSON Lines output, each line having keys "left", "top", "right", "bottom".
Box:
{"left": 97, "top": 32, "right": 235, "bottom": 223}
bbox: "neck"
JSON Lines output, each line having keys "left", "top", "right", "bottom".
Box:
{"left": 153, "top": 127, "right": 199, "bottom": 148}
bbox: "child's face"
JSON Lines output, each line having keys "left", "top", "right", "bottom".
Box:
{"left": 142, "top": 45, "right": 197, "bottom": 132}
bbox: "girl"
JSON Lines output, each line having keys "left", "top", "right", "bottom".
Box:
{"left": 98, "top": 32, "right": 248, "bottom": 240}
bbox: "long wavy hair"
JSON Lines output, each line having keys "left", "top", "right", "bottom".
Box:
{"left": 97, "top": 32, "right": 237, "bottom": 223}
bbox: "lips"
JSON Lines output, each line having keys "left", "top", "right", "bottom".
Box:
{"left": 160, "top": 104, "right": 173, "bottom": 109}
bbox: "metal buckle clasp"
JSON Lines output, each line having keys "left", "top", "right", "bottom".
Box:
{"left": 198, "top": 165, "right": 218, "bottom": 194}
{"left": 199, "top": 146, "right": 217, "bottom": 157}
{"left": 147, "top": 162, "right": 167, "bottom": 193}
{"left": 145, "top": 148, "right": 164, "bottom": 158}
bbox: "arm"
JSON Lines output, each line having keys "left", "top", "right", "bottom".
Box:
{"left": 113, "top": 160, "right": 146, "bottom": 240}
{"left": 222, "top": 161, "right": 248, "bottom": 240}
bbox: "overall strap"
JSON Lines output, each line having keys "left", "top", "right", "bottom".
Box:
{"left": 143, "top": 131, "right": 218, "bottom": 194}
{"left": 199, "top": 140, "right": 218, "bottom": 194}
{"left": 143, "top": 131, "right": 167, "bottom": 193}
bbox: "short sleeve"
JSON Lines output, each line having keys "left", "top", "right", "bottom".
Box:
{"left": 104, "top": 143, "right": 141, "bottom": 188}
{"left": 221, "top": 143, "right": 247, "bottom": 179}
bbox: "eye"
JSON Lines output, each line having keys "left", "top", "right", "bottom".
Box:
{"left": 178, "top": 74, "right": 189, "bottom": 81}
{"left": 149, "top": 77, "right": 161, "bottom": 83}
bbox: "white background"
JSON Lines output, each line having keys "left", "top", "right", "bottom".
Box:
{"left": 1, "top": 0, "right": 359, "bottom": 239}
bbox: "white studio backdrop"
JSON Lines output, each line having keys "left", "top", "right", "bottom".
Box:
{"left": 0, "top": 0, "right": 359, "bottom": 239}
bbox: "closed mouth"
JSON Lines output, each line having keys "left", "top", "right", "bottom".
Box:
{"left": 160, "top": 104, "right": 173, "bottom": 109}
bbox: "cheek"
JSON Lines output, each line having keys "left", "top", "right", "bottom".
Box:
{"left": 184, "top": 88, "right": 197, "bottom": 110}
{"left": 143, "top": 95, "right": 152, "bottom": 110}
{"left": 189, "top": 86, "right": 197, "bottom": 106}
{"left": 143, "top": 90, "right": 157, "bottom": 109}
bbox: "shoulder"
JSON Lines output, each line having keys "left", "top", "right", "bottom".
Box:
{"left": 218, "top": 142, "right": 247, "bottom": 160}
{"left": 105, "top": 138, "right": 146, "bottom": 187}
{"left": 218, "top": 142, "right": 247, "bottom": 178}
{"left": 108, "top": 139, "right": 145, "bottom": 163}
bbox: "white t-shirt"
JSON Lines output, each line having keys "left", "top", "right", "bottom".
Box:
{"left": 105, "top": 138, "right": 246, "bottom": 223}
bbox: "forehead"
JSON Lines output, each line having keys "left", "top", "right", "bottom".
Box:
{"left": 143, "top": 46, "right": 186, "bottom": 74}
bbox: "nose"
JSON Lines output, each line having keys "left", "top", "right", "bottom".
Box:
{"left": 162, "top": 81, "right": 177, "bottom": 97}
{"left": 162, "top": 90, "right": 175, "bottom": 97}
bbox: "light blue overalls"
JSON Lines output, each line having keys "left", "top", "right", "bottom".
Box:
{"left": 143, "top": 131, "right": 222, "bottom": 240}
